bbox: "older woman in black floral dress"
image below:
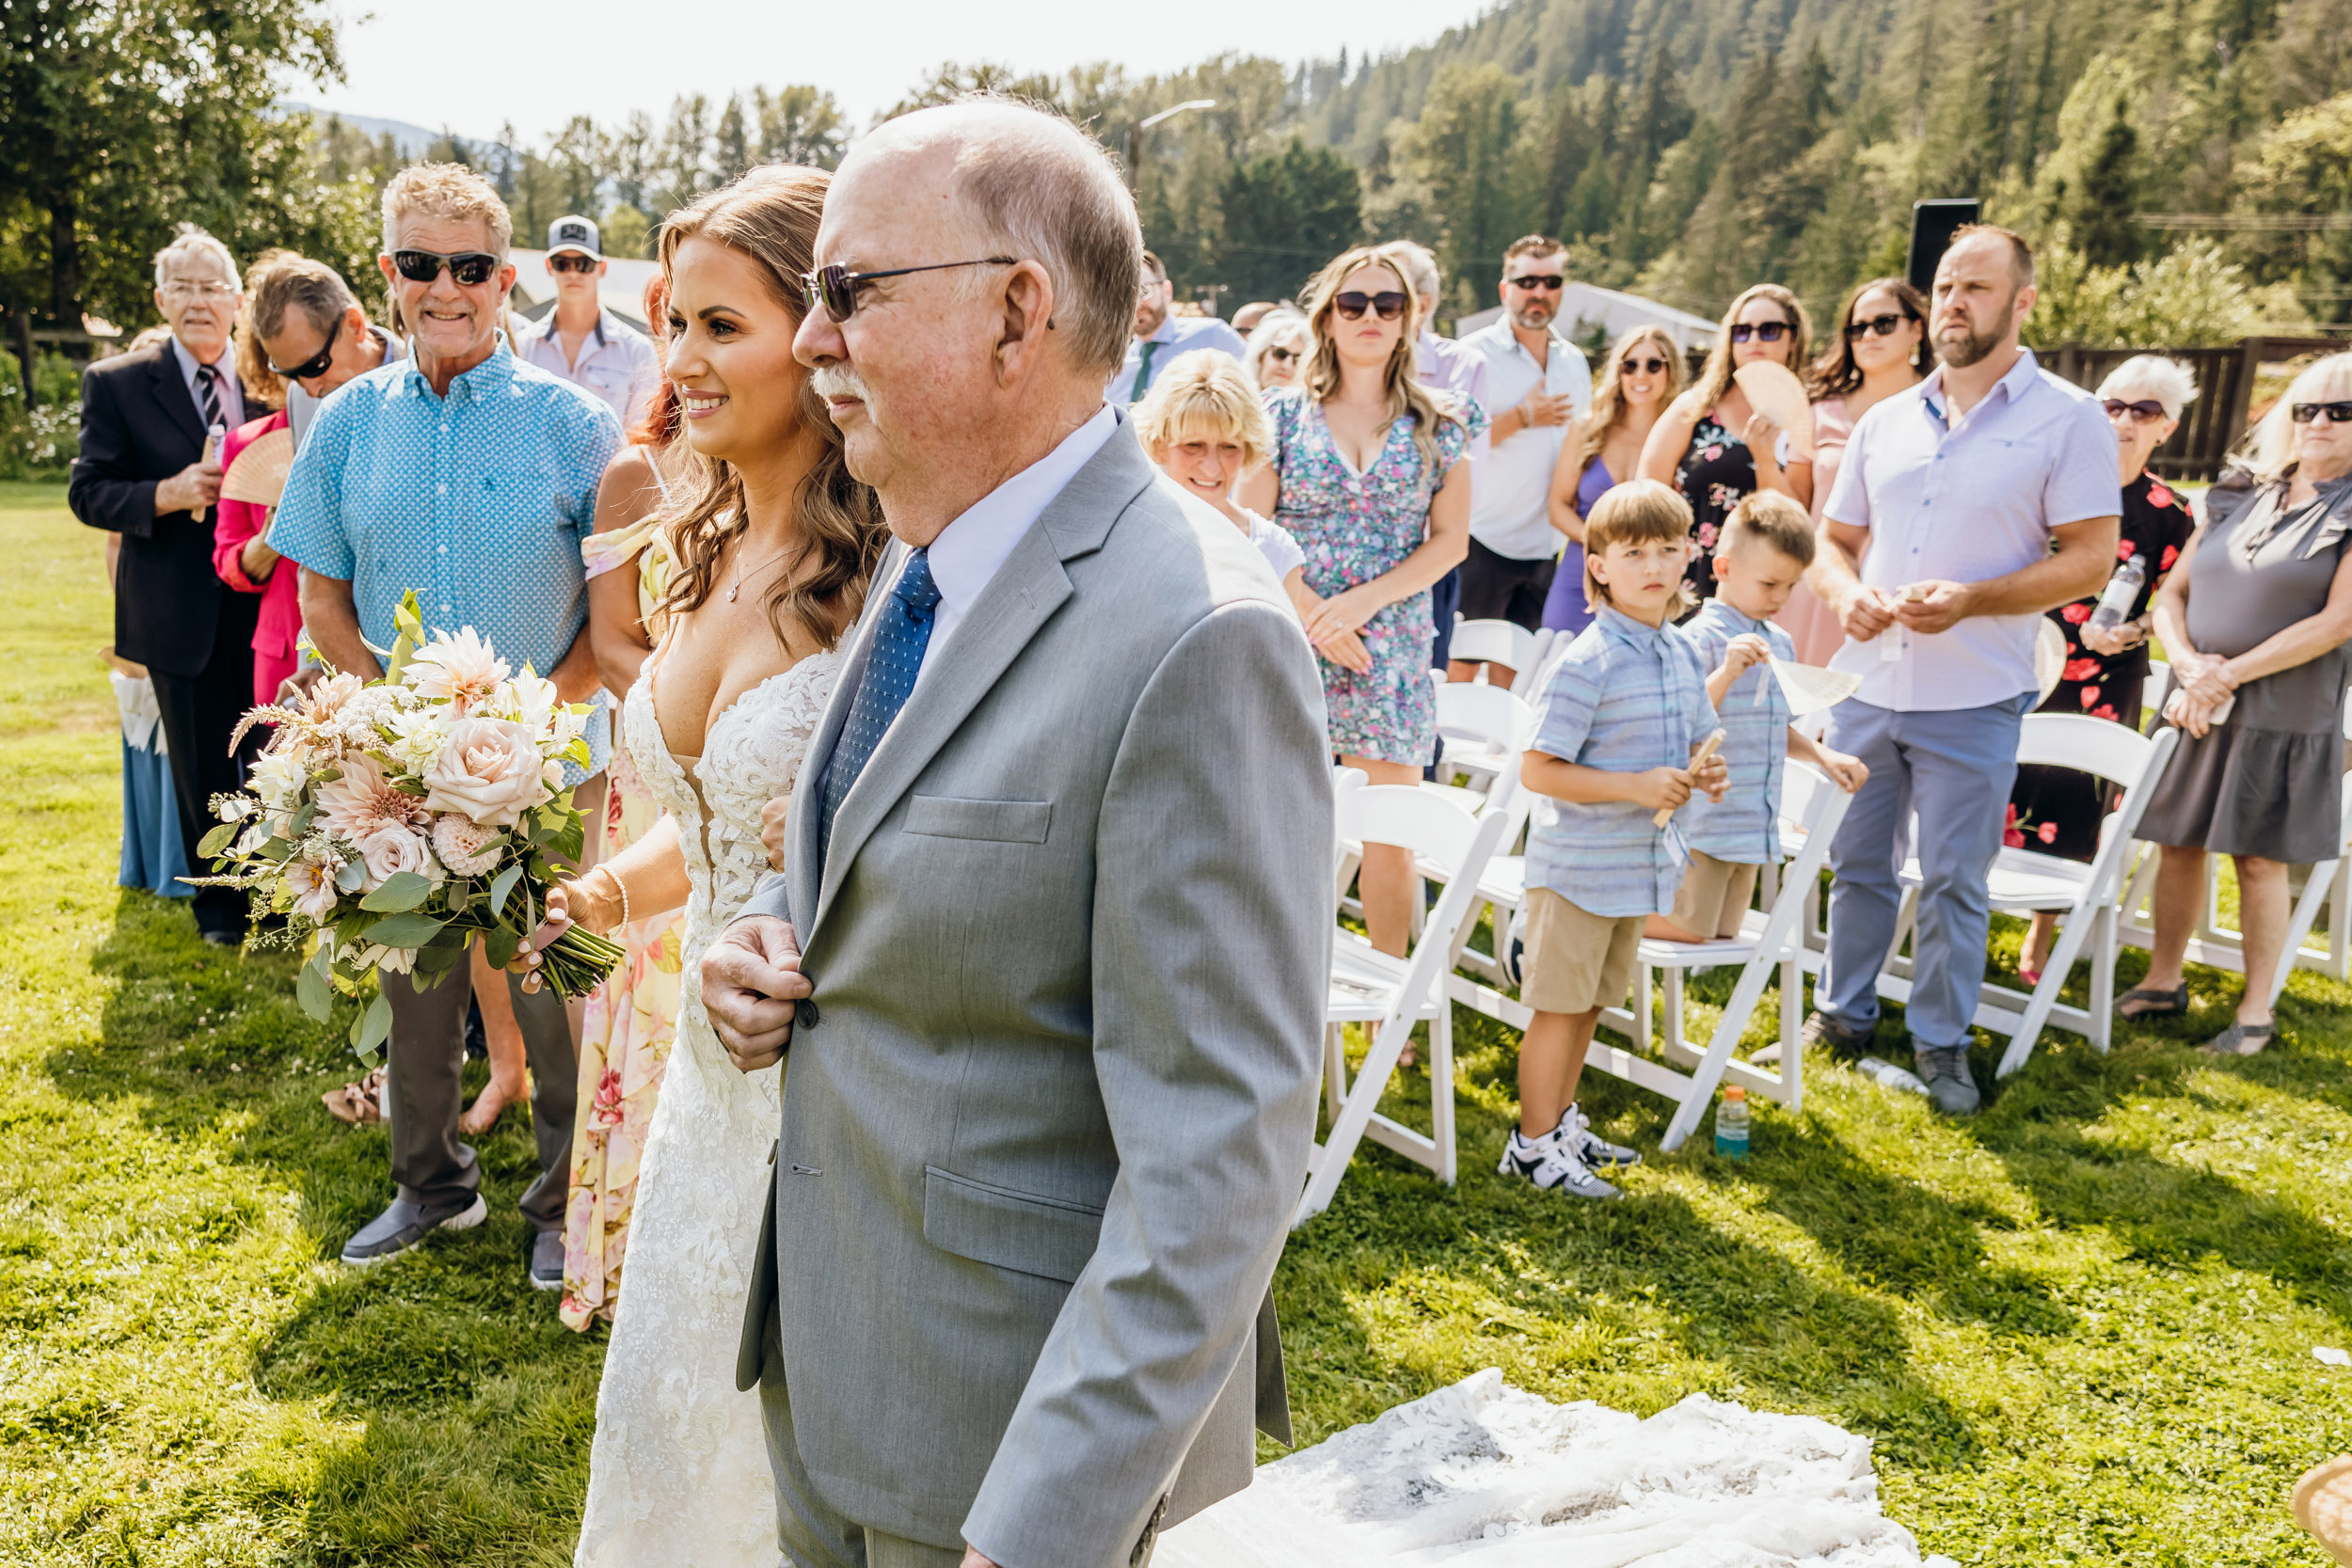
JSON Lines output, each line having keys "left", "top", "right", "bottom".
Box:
{"left": 2009, "top": 356, "right": 2198, "bottom": 985}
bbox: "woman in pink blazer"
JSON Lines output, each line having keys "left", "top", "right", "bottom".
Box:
{"left": 212, "top": 409, "right": 298, "bottom": 705}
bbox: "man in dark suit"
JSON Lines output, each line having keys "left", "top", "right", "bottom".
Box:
{"left": 71, "top": 224, "right": 265, "bottom": 943}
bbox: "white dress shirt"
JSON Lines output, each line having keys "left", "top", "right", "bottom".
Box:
{"left": 171, "top": 335, "right": 245, "bottom": 432}
{"left": 1459, "top": 320, "right": 1593, "bottom": 559}
{"left": 518, "top": 308, "right": 662, "bottom": 429}
{"left": 911, "top": 404, "right": 1120, "bottom": 692}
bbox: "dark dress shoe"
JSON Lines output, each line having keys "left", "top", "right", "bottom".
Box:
{"left": 341, "top": 1193, "right": 487, "bottom": 1265}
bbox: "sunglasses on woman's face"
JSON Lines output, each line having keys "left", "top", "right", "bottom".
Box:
{"left": 265, "top": 312, "right": 342, "bottom": 382}
{"left": 2104, "top": 398, "right": 2169, "bottom": 424}
{"left": 1729, "top": 321, "right": 1790, "bottom": 343}
{"left": 390, "top": 249, "right": 501, "bottom": 286}
{"left": 1620, "top": 356, "right": 1669, "bottom": 375}
{"left": 1334, "top": 291, "right": 1407, "bottom": 322}
{"left": 548, "top": 253, "right": 598, "bottom": 274}
{"left": 799, "top": 256, "right": 1017, "bottom": 324}
{"left": 2293, "top": 401, "right": 2352, "bottom": 424}
{"left": 1845, "top": 311, "right": 1915, "bottom": 341}
{"left": 1265, "top": 345, "right": 1299, "bottom": 364}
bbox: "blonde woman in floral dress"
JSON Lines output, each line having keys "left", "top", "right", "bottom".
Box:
{"left": 561, "top": 272, "right": 691, "bottom": 1333}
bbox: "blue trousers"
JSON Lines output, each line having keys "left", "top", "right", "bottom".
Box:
{"left": 1819, "top": 693, "right": 2034, "bottom": 1049}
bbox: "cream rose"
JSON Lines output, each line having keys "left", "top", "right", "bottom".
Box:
{"left": 358, "top": 824, "right": 437, "bottom": 891}
{"left": 422, "top": 717, "right": 553, "bottom": 827}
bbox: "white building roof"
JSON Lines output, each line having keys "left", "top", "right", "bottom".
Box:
{"left": 509, "top": 248, "right": 662, "bottom": 330}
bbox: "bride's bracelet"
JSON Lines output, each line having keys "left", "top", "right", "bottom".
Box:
{"left": 576, "top": 865, "right": 629, "bottom": 936}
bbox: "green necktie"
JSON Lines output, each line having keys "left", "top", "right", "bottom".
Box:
{"left": 1129, "top": 339, "right": 1159, "bottom": 403}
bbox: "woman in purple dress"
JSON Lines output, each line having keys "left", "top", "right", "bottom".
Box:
{"left": 1238, "top": 245, "right": 1481, "bottom": 959}
{"left": 1542, "top": 325, "right": 1681, "bottom": 634}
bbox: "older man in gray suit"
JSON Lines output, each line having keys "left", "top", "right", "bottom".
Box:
{"left": 700, "top": 99, "right": 1333, "bottom": 1568}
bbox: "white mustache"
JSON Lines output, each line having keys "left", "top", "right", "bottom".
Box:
{"left": 810, "top": 367, "right": 868, "bottom": 403}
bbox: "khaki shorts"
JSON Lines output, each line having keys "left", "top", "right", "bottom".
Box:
{"left": 1520, "top": 886, "right": 1645, "bottom": 1015}
{"left": 1664, "top": 850, "right": 1759, "bottom": 942}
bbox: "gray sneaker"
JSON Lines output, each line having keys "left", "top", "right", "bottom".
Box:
{"left": 1553, "top": 1103, "right": 1642, "bottom": 1168}
{"left": 1498, "top": 1130, "right": 1622, "bottom": 1200}
{"left": 1913, "top": 1044, "right": 1982, "bottom": 1116}
{"left": 340, "top": 1193, "right": 487, "bottom": 1266}
{"left": 528, "top": 1228, "right": 565, "bottom": 1291}
{"left": 1803, "top": 1011, "right": 1875, "bottom": 1061}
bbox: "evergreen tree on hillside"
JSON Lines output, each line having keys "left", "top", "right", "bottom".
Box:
{"left": 1220, "top": 137, "right": 1363, "bottom": 303}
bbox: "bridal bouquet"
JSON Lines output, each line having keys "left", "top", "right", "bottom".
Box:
{"left": 195, "top": 591, "right": 625, "bottom": 1057}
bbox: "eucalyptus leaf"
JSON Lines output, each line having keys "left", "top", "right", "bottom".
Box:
{"left": 295, "top": 956, "right": 332, "bottom": 1022}
{"left": 358, "top": 870, "right": 434, "bottom": 912}
{"left": 198, "top": 822, "right": 238, "bottom": 860}
{"left": 484, "top": 925, "right": 519, "bottom": 969}
{"left": 363, "top": 911, "right": 447, "bottom": 947}
{"left": 334, "top": 860, "right": 367, "bottom": 893}
{"left": 489, "top": 863, "right": 523, "bottom": 917}
{"left": 358, "top": 990, "right": 392, "bottom": 1053}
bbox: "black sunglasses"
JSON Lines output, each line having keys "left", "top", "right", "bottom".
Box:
{"left": 1507, "top": 273, "right": 1565, "bottom": 291}
{"left": 1334, "top": 291, "right": 1407, "bottom": 322}
{"left": 1845, "top": 311, "right": 1915, "bottom": 341}
{"left": 1729, "top": 321, "right": 1791, "bottom": 342}
{"left": 1620, "top": 355, "right": 1669, "bottom": 375}
{"left": 2294, "top": 402, "right": 2352, "bottom": 424}
{"left": 2104, "top": 398, "right": 2169, "bottom": 423}
{"left": 1265, "top": 345, "right": 1299, "bottom": 364}
{"left": 548, "top": 253, "right": 598, "bottom": 274}
{"left": 266, "top": 311, "right": 342, "bottom": 382}
{"left": 390, "top": 248, "right": 502, "bottom": 287}
{"left": 801, "top": 256, "right": 1016, "bottom": 324}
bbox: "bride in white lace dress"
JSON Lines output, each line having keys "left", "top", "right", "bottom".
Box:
{"left": 518, "top": 166, "right": 885, "bottom": 1567}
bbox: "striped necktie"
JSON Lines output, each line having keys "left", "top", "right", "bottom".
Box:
{"left": 194, "top": 362, "right": 223, "bottom": 433}
{"left": 818, "top": 548, "right": 942, "bottom": 876}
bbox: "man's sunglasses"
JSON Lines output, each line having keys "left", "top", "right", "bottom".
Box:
{"left": 1265, "top": 345, "right": 1300, "bottom": 364}
{"left": 1506, "top": 274, "right": 1565, "bottom": 292}
{"left": 1334, "top": 291, "right": 1407, "bottom": 322}
{"left": 548, "top": 253, "right": 598, "bottom": 274}
{"left": 1845, "top": 311, "right": 1915, "bottom": 341}
{"left": 266, "top": 312, "right": 342, "bottom": 382}
{"left": 1730, "top": 321, "right": 1791, "bottom": 342}
{"left": 2104, "top": 398, "right": 2169, "bottom": 424}
{"left": 391, "top": 249, "right": 501, "bottom": 286}
{"left": 1620, "top": 356, "right": 1669, "bottom": 375}
{"left": 2293, "top": 401, "right": 2352, "bottom": 424}
{"left": 801, "top": 257, "right": 1016, "bottom": 324}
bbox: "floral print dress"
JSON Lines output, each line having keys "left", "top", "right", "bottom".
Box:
{"left": 1672, "top": 411, "right": 1755, "bottom": 609}
{"left": 1266, "top": 388, "right": 1483, "bottom": 765}
{"left": 2008, "top": 471, "right": 2195, "bottom": 861}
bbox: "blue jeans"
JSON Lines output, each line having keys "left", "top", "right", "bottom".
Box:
{"left": 1819, "top": 692, "right": 2034, "bottom": 1049}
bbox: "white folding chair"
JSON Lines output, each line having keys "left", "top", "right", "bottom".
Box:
{"left": 2142, "top": 660, "right": 2173, "bottom": 727}
{"left": 1877, "top": 714, "right": 2181, "bottom": 1078}
{"left": 1451, "top": 762, "right": 1854, "bottom": 1151}
{"left": 1431, "top": 682, "right": 1539, "bottom": 804}
{"left": 1298, "top": 786, "right": 1510, "bottom": 1227}
{"left": 1449, "top": 618, "right": 1537, "bottom": 682}
{"left": 1331, "top": 766, "right": 1367, "bottom": 906}
{"left": 1511, "top": 628, "right": 1558, "bottom": 698}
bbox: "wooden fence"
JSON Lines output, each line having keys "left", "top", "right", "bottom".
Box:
{"left": 2042, "top": 337, "right": 2346, "bottom": 482}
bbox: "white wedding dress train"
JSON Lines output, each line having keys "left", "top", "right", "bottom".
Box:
{"left": 573, "top": 649, "right": 841, "bottom": 1567}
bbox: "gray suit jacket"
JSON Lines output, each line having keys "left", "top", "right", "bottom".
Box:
{"left": 733, "top": 425, "right": 1331, "bottom": 1568}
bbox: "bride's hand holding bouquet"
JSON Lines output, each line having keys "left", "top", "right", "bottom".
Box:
{"left": 195, "top": 591, "right": 627, "bottom": 1057}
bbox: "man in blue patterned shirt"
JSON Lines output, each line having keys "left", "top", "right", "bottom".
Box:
{"left": 1664, "top": 494, "right": 1868, "bottom": 942}
{"left": 1506, "top": 480, "right": 1726, "bottom": 1200}
{"left": 273, "top": 165, "right": 621, "bottom": 1283}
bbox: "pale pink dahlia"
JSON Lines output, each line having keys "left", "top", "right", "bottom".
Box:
{"left": 430, "top": 813, "right": 503, "bottom": 876}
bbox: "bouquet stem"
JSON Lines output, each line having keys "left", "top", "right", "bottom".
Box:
{"left": 536, "top": 925, "right": 628, "bottom": 1000}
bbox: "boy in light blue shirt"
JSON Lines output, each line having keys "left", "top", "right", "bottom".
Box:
{"left": 1504, "top": 481, "right": 1727, "bottom": 1200}
{"left": 1660, "top": 493, "right": 1869, "bottom": 942}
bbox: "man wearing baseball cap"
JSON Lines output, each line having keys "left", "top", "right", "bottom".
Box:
{"left": 517, "top": 214, "right": 660, "bottom": 428}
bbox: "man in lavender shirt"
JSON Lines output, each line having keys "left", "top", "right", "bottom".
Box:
{"left": 1806, "top": 226, "right": 2121, "bottom": 1115}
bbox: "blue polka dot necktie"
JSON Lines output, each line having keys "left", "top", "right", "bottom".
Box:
{"left": 818, "top": 548, "right": 942, "bottom": 876}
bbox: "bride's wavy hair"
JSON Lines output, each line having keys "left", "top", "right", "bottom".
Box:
{"left": 652, "top": 166, "right": 885, "bottom": 649}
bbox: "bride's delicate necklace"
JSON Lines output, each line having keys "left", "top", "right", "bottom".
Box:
{"left": 727, "top": 536, "right": 792, "bottom": 603}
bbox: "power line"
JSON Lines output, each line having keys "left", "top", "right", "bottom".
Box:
{"left": 2136, "top": 213, "right": 2352, "bottom": 232}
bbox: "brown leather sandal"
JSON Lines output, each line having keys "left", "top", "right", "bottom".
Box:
{"left": 323, "top": 1066, "right": 385, "bottom": 1125}
{"left": 2198, "top": 1021, "right": 2274, "bottom": 1056}
{"left": 2117, "top": 984, "right": 2189, "bottom": 1020}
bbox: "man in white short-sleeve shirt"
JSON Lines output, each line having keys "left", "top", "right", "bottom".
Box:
{"left": 516, "top": 214, "right": 661, "bottom": 429}
{"left": 1457, "top": 236, "right": 1593, "bottom": 680}
{"left": 1806, "top": 225, "right": 2121, "bottom": 1116}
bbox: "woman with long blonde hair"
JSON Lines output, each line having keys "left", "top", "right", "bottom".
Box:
{"left": 1541, "top": 325, "right": 1682, "bottom": 634}
{"left": 1640, "top": 282, "right": 1813, "bottom": 610}
{"left": 525, "top": 164, "right": 887, "bottom": 1566}
{"left": 1237, "top": 244, "right": 1484, "bottom": 963}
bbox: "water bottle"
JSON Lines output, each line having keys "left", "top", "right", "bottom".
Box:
{"left": 1713, "top": 1085, "right": 1750, "bottom": 1161}
{"left": 2087, "top": 554, "right": 2146, "bottom": 634}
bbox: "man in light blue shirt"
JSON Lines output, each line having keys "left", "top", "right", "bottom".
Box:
{"left": 1808, "top": 226, "right": 2120, "bottom": 1115}
{"left": 272, "top": 163, "right": 620, "bottom": 1284}
{"left": 1107, "top": 249, "right": 1247, "bottom": 407}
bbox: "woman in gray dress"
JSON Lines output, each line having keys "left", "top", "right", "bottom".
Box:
{"left": 2126, "top": 353, "right": 2352, "bottom": 1053}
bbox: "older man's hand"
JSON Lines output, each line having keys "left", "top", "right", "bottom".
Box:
{"left": 702, "top": 915, "right": 811, "bottom": 1072}
{"left": 1893, "top": 579, "right": 1974, "bottom": 636}
{"left": 155, "top": 458, "right": 223, "bottom": 516}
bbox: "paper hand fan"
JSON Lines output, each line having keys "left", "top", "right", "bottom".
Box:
{"left": 1655, "top": 727, "right": 1727, "bottom": 826}
{"left": 1759, "top": 655, "right": 1862, "bottom": 717}
{"left": 2034, "top": 618, "right": 2067, "bottom": 703}
{"left": 220, "top": 426, "right": 294, "bottom": 507}
{"left": 1732, "top": 360, "right": 1817, "bottom": 460}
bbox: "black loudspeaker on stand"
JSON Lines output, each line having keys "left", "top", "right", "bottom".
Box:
{"left": 1907, "top": 198, "right": 1979, "bottom": 295}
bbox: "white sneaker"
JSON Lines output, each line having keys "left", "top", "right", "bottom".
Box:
{"left": 1553, "top": 1103, "right": 1642, "bottom": 1168}
{"left": 1498, "top": 1129, "right": 1621, "bottom": 1200}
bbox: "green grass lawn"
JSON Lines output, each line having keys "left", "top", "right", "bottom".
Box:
{"left": 3, "top": 481, "right": 2349, "bottom": 1564}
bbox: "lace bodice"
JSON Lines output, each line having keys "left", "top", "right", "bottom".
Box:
{"left": 577, "top": 649, "right": 841, "bottom": 1568}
